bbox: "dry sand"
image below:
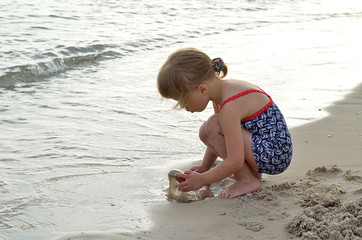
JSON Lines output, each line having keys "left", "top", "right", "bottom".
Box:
{"left": 55, "top": 84, "right": 362, "bottom": 240}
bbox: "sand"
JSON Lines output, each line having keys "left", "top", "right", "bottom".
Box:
{"left": 54, "top": 84, "right": 362, "bottom": 240}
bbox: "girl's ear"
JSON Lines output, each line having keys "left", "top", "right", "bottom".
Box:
{"left": 198, "top": 84, "right": 208, "bottom": 94}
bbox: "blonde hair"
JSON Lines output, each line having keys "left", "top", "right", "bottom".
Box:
{"left": 157, "top": 48, "right": 228, "bottom": 109}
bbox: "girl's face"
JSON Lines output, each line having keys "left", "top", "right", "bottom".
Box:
{"left": 185, "top": 87, "right": 209, "bottom": 113}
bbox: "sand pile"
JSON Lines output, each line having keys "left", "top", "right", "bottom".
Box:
{"left": 230, "top": 166, "right": 361, "bottom": 239}
{"left": 286, "top": 166, "right": 361, "bottom": 240}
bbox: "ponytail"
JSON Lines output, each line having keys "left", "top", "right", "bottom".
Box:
{"left": 212, "top": 58, "right": 228, "bottom": 79}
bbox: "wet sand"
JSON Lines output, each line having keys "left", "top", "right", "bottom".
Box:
{"left": 55, "top": 84, "right": 362, "bottom": 239}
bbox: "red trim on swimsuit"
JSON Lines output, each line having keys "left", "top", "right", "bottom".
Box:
{"left": 217, "top": 89, "right": 273, "bottom": 122}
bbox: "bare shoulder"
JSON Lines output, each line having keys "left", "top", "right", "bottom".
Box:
{"left": 220, "top": 79, "right": 270, "bottom": 120}
{"left": 222, "top": 79, "right": 259, "bottom": 93}
{"left": 218, "top": 96, "right": 247, "bottom": 122}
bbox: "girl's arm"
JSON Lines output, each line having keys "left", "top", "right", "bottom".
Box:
{"left": 190, "top": 146, "right": 218, "bottom": 173}
{"left": 201, "top": 108, "right": 245, "bottom": 184}
{"left": 177, "top": 104, "right": 246, "bottom": 190}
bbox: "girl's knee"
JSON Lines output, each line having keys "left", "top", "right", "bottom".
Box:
{"left": 206, "top": 114, "right": 221, "bottom": 132}
{"left": 200, "top": 114, "right": 227, "bottom": 159}
{"left": 199, "top": 122, "right": 208, "bottom": 143}
{"left": 199, "top": 114, "right": 220, "bottom": 143}
{"left": 207, "top": 113, "right": 219, "bottom": 124}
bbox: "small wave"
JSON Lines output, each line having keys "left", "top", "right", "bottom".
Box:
{"left": 48, "top": 14, "right": 79, "bottom": 20}
{"left": 0, "top": 39, "right": 149, "bottom": 89}
{"left": 0, "top": 180, "right": 7, "bottom": 188}
{"left": 55, "top": 162, "right": 130, "bottom": 168}
{"left": 0, "top": 48, "right": 123, "bottom": 89}
{"left": 45, "top": 171, "right": 108, "bottom": 182}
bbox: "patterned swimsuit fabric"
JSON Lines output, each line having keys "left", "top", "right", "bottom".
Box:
{"left": 219, "top": 89, "right": 293, "bottom": 174}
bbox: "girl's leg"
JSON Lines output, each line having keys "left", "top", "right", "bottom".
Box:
{"left": 199, "top": 114, "right": 227, "bottom": 159}
{"left": 218, "top": 161, "right": 260, "bottom": 198}
{"left": 200, "top": 114, "right": 261, "bottom": 198}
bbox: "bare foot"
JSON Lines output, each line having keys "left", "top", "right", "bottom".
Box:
{"left": 218, "top": 178, "right": 260, "bottom": 199}
{"left": 253, "top": 170, "right": 262, "bottom": 181}
{"left": 230, "top": 173, "right": 260, "bottom": 180}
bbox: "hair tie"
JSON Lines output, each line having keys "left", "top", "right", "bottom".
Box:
{"left": 212, "top": 58, "right": 224, "bottom": 72}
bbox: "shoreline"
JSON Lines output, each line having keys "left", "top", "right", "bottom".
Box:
{"left": 289, "top": 83, "right": 362, "bottom": 171}
{"left": 55, "top": 84, "right": 362, "bottom": 240}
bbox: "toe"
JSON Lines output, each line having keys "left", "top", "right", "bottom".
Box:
{"left": 218, "top": 192, "right": 226, "bottom": 198}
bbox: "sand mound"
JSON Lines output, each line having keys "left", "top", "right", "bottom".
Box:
{"left": 286, "top": 190, "right": 361, "bottom": 240}
{"left": 230, "top": 166, "right": 361, "bottom": 239}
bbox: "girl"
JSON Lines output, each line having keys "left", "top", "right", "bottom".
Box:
{"left": 157, "top": 48, "right": 292, "bottom": 199}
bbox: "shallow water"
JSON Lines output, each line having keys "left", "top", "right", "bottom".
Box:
{"left": 1, "top": 0, "right": 362, "bottom": 239}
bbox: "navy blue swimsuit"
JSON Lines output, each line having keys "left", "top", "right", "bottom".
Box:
{"left": 219, "top": 89, "right": 293, "bottom": 175}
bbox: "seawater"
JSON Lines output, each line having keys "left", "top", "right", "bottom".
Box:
{"left": 1, "top": 0, "right": 362, "bottom": 239}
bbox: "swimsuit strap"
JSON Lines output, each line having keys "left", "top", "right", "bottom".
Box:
{"left": 218, "top": 88, "right": 274, "bottom": 122}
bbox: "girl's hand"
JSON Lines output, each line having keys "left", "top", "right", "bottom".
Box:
{"left": 175, "top": 171, "right": 205, "bottom": 192}
{"left": 189, "top": 165, "right": 208, "bottom": 173}
{"left": 175, "top": 170, "right": 191, "bottom": 183}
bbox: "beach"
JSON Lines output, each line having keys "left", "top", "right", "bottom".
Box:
{"left": 55, "top": 85, "right": 361, "bottom": 240}
{"left": 1, "top": 1, "right": 362, "bottom": 239}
